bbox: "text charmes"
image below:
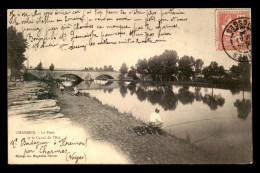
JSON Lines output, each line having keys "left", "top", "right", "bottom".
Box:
{"left": 16, "top": 131, "right": 35, "bottom": 134}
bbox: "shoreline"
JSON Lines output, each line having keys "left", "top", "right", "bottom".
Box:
{"left": 51, "top": 81, "right": 220, "bottom": 164}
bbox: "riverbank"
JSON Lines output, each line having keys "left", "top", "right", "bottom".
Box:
{"left": 8, "top": 81, "right": 132, "bottom": 164}
{"left": 52, "top": 83, "right": 220, "bottom": 164}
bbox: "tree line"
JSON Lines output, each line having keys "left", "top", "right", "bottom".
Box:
{"left": 84, "top": 65, "right": 114, "bottom": 72}
{"left": 7, "top": 25, "right": 251, "bottom": 87}
{"left": 33, "top": 62, "right": 55, "bottom": 71}
{"left": 119, "top": 49, "right": 251, "bottom": 86}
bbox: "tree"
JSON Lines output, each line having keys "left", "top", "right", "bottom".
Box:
{"left": 238, "top": 56, "right": 251, "bottom": 84}
{"left": 202, "top": 61, "right": 225, "bottom": 79}
{"left": 195, "top": 59, "right": 204, "bottom": 74}
{"left": 160, "top": 50, "right": 179, "bottom": 81}
{"left": 103, "top": 65, "right": 108, "bottom": 71}
{"left": 119, "top": 63, "right": 128, "bottom": 79}
{"left": 7, "top": 26, "right": 28, "bottom": 80}
{"left": 217, "top": 65, "right": 225, "bottom": 77}
{"left": 147, "top": 55, "right": 162, "bottom": 81}
{"left": 230, "top": 65, "right": 240, "bottom": 78}
{"left": 49, "top": 63, "right": 54, "bottom": 71}
{"left": 136, "top": 58, "right": 148, "bottom": 80}
{"left": 127, "top": 66, "right": 138, "bottom": 80}
{"left": 178, "top": 56, "right": 195, "bottom": 81}
{"left": 108, "top": 65, "right": 114, "bottom": 71}
{"left": 134, "top": 50, "right": 179, "bottom": 81}
{"left": 35, "top": 62, "right": 43, "bottom": 71}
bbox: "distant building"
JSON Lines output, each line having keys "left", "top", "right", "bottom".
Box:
{"left": 225, "top": 70, "right": 231, "bottom": 75}
{"left": 194, "top": 73, "right": 204, "bottom": 79}
{"left": 143, "top": 74, "right": 153, "bottom": 81}
{"left": 136, "top": 73, "right": 152, "bottom": 81}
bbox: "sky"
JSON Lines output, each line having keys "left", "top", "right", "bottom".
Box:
{"left": 7, "top": 8, "right": 250, "bottom": 71}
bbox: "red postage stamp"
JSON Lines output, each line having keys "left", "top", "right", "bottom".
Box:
{"left": 216, "top": 9, "right": 251, "bottom": 62}
{"left": 216, "top": 9, "right": 250, "bottom": 50}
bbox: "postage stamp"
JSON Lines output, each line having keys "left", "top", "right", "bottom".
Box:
{"left": 216, "top": 9, "right": 251, "bottom": 62}
{"left": 216, "top": 9, "right": 250, "bottom": 50}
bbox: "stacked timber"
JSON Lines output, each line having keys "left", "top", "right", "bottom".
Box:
{"left": 8, "top": 81, "right": 63, "bottom": 121}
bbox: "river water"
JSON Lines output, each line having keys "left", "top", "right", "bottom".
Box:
{"left": 72, "top": 80, "right": 252, "bottom": 163}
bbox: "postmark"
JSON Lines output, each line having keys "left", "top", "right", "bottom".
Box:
{"left": 216, "top": 9, "right": 251, "bottom": 62}
{"left": 222, "top": 17, "right": 251, "bottom": 62}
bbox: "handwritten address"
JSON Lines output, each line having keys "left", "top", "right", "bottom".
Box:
{"left": 9, "top": 131, "right": 89, "bottom": 164}
{"left": 8, "top": 9, "right": 188, "bottom": 51}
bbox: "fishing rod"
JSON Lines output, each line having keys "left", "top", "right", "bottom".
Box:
{"left": 163, "top": 116, "right": 233, "bottom": 129}
{"left": 191, "top": 131, "right": 222, "bottom": 144}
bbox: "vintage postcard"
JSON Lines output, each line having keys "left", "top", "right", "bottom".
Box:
{"left": 7, "top": 8, "right": 252, "bottom": 164}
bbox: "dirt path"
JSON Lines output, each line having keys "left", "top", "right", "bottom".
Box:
{"left": 53, "top": 85, "right": 219, "bottom": 164}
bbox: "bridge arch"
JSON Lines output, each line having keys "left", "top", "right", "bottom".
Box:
{"left": 95, "top": 74, "right": 115, "bottom": 80}
{"left": 58, "top": 74, "right": 83, "bottom": 83}
{"left": 27, "top": 69, "right": 121, "bottom": 81}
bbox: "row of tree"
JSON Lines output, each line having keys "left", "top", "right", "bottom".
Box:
{"left": 34, "top": 62, "right": 55, "bottom": 71}
{"left": 84, "top": 65, "right": 114, "bottom": 72}
{"left": 7, "top": 25, "right": 250, "bottom": 85}
{"left": 118, "top": 49, "right": 251, "bottom": 84}
{"left": 119, "top": 50, "right": 205, "bottom": 81}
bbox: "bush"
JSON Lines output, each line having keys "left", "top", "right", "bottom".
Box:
{"left": 133, "top": 124, "right": 165, "bottom": 136}
{"left": 24, "top": 72, "right": 39, "bottom": 81}
{"left": 36, "top": 91, "right": 55, "bottom": 100}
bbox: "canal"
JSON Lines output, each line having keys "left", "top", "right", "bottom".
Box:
{"left": 62, "top": 79, "right": 252, "bottom": 163}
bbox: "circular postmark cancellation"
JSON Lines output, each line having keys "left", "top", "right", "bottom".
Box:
{"left": 222, "top": 17, "right": 251, "bottom": 62}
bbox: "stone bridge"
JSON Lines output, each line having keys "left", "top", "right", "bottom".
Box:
{"left": 76, "top": 80, "right": 121, "bottom": 90}
{"left": 27, "top": 69, "right": 121, "bottom": 81}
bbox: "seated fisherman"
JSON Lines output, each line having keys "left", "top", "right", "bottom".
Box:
{"left": 148, "top": 108, "right": 163, "bottom": 127}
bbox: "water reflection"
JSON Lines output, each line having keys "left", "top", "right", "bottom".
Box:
{"left": 201, "top": 88, "right": 225, "bottom": 110}
{"left": 160, "top": 86, "right": 178, "bottom": 111}
{"left": 195, "top": 87, "right": 203, "bottom": 101}
{"left": 81, "top": 81, "right": 252, "bottom": 162}
{"left": 234, "top": 91, "right": 251, "bottom": 120}
{"left": 103, "top": 88, "right": 114, "bottom": 93}
{"left": 136, "top": 88, "right": 147, "bottom": 102}
{"left": 62, "top": 80, "right": 74, "bottom": 87}
{"left": 234, "top": 99, "right": 251, "bottom": 120}
{"left": 94, "top": 79, "right": 114, "bottom": 86}
{"left": 147, "top": 88, "right": 164, "bottom": 105}
{"left": 78, "top": 81, "right": 251, "bottom": 115}
{"left": 177, "top": 86, "right": 195, "bottom": 105}
{"left": 85, "top": 80, "right": 93, "bottom": 87}
{"left": 230, "top": 87, "right": 241, "bottom": 95}
{"left": 127, "top": 83, "right": 137, "bottom": 95}
{"left": 117, "top": 82, "right": 227, "bottom": 111}
{"left": 119, "top": 82, "right": 128, "bottom": 98}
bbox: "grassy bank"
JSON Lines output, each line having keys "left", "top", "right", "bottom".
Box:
{"left": 51, "top": 84, "right": 220, "bottom": 164}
